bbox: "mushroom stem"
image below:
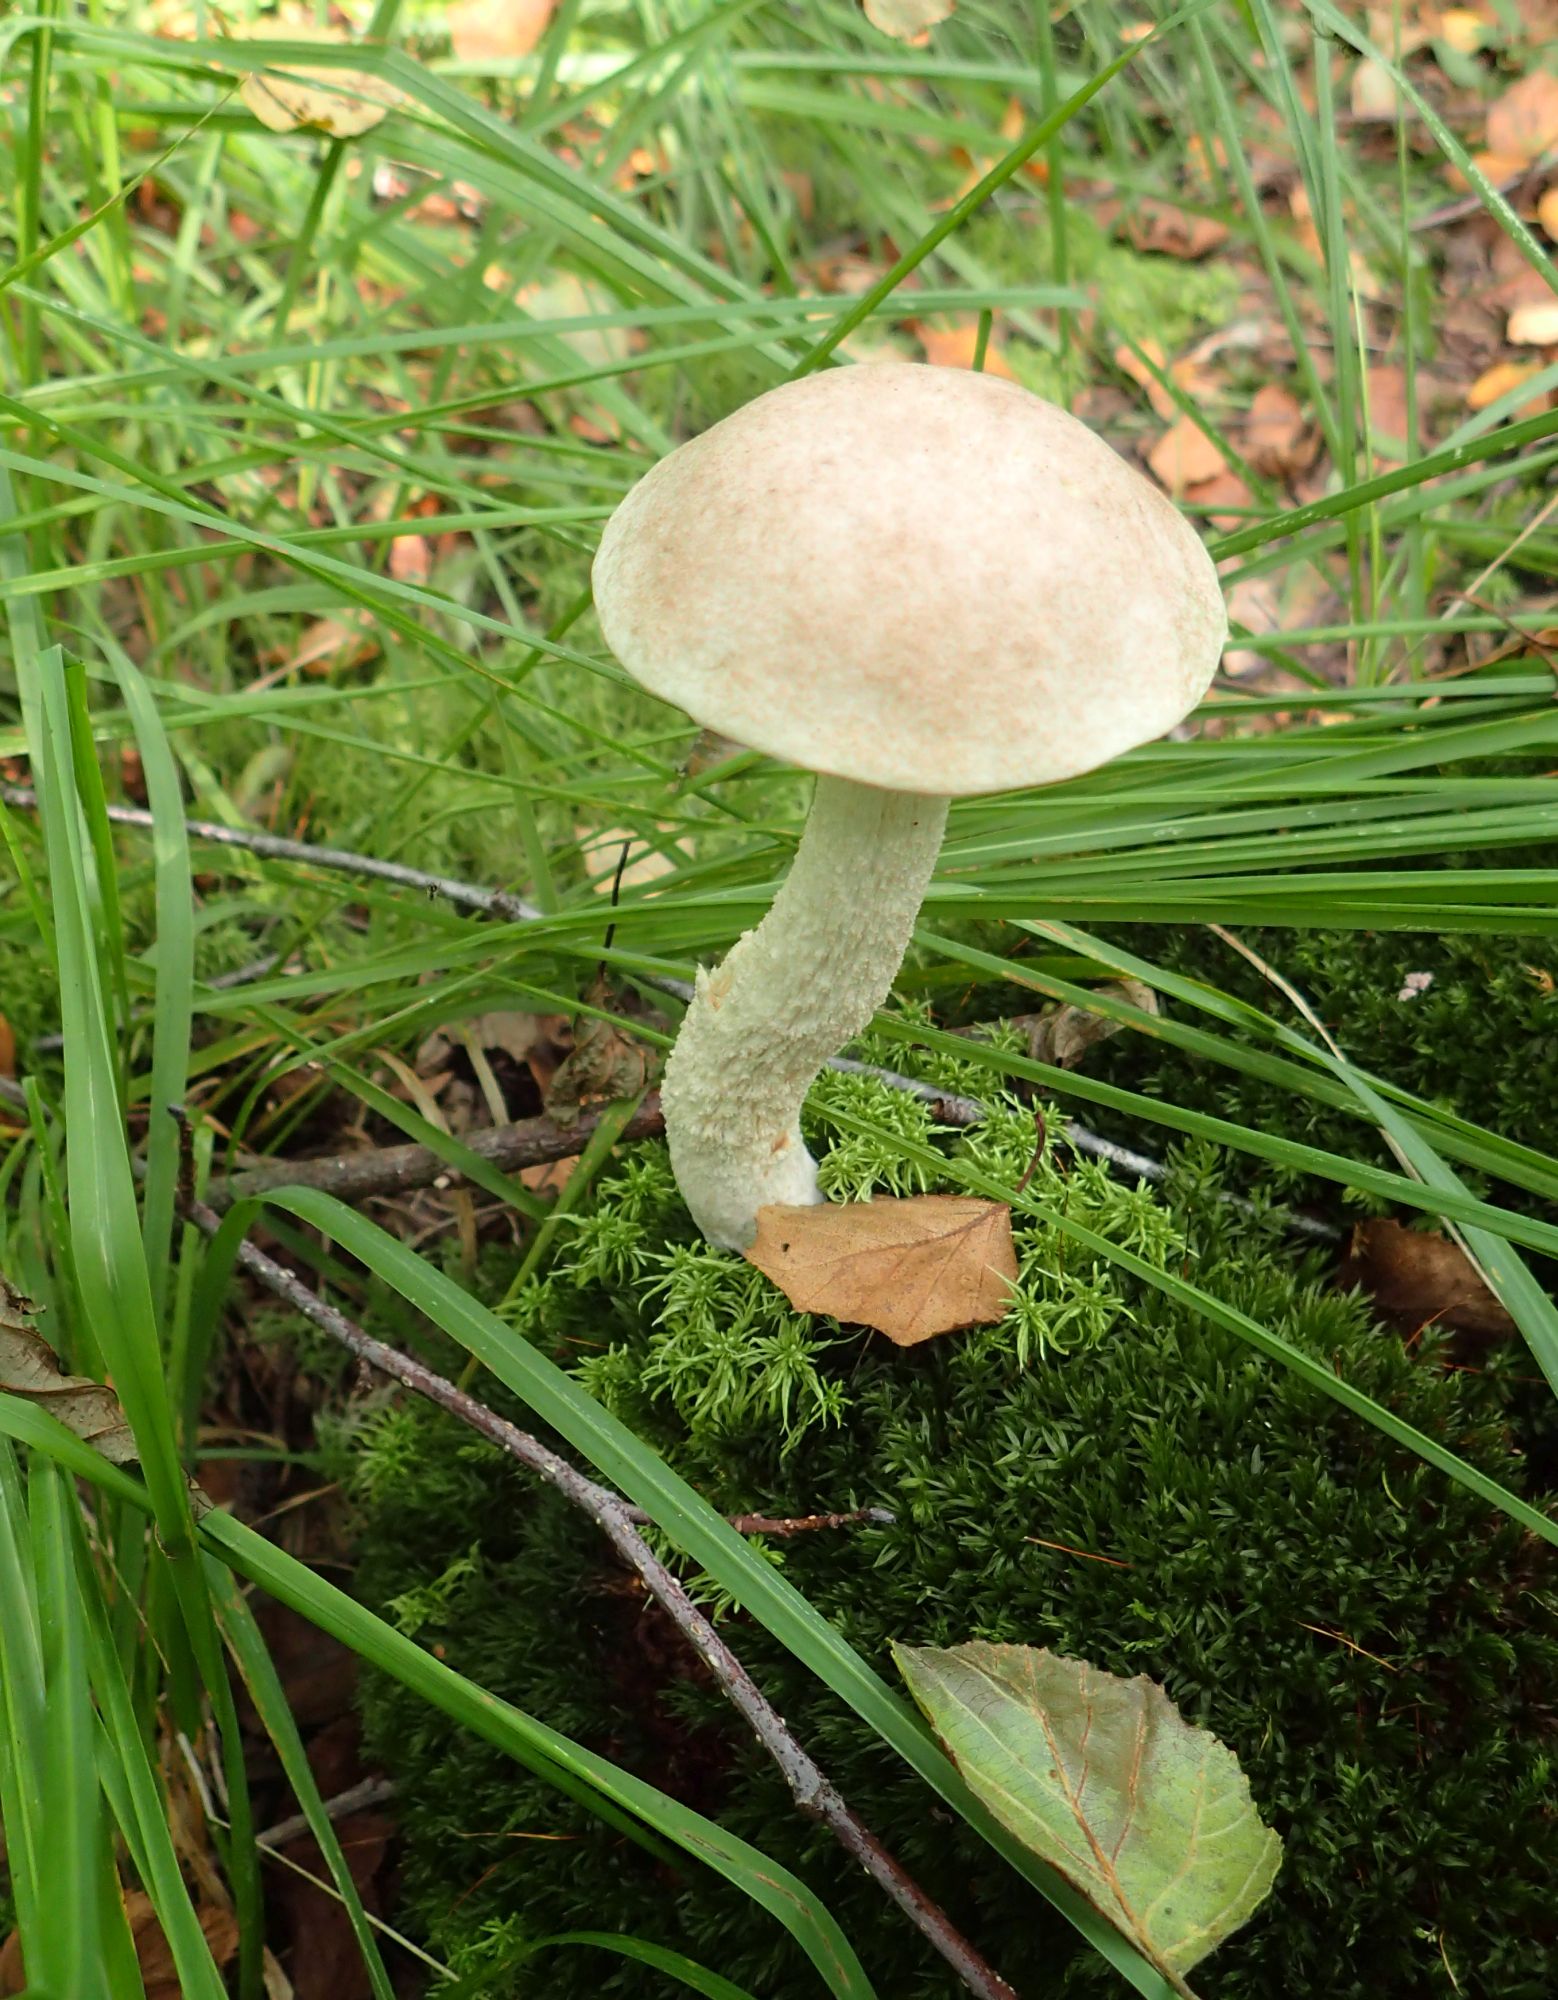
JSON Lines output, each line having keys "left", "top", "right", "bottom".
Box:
{"left": 663, "top": 776, "right": 949, "bottom": 1248}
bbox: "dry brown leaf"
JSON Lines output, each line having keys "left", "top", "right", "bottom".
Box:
{"left": 1112, "top": 339, "right": 1176, "bottom": 419}
{"left": 126, "top": 1890, "right": 241, "bottom": 2000}
{"left": 1147, "top": 416, "right": 1225, "bottom": 497}
{"left": 1339, "top": 1218, "right": 1515, "bottom": 1343}
{"left": 1539, "top": 186, "right": 1558, "bottom": 242}
{"left": 1009, "top": 980, "right": 1158, "bottom": 1068}
{"left": 746, "top": 1195, "right": 1017, "bottom": 1345}
{"left": 1506, "top": 297, "right": 1558, "bottom": 345}
{"left": 237, "top": 18, "right": 402, "bottom": 138}
{"left": 388, "top": 533, "right": 431, "bottom": 585}
{"left": 1436, "top": 6, "right": 1493, "bottom": 55}
{"left": 543, "top": 977, "right": 655, "bottom": 1126}
{"left": 579, "top": 824, "right": 687, "bottom": 891}
{"left": 282, "top": 615, "right": 379, "bottom": 678}
{"left": 447, "top": 0, "right": 557, "bottom": 63}
{"left": 1350, "top": 58, "right": 1400, "bottom": 120}
{"left": 1185, "top": 469, "right": 1254, "bottom": 532}
{"left": 914, "top": 319, "right": 1016, "bottom": 377}
{"left": 863, "top": 0, "right": 955, "bottom": 40}
{"left": 1123, "top": 197, "right": 1229, "bottom": 260}
{"left": 1467, "top": 358, "right": 1540, "bottom": 410}
{"left": 1365, "top": 363, "right": 1413, "bottom": 459}
{"left": 0, "top": 1012, "right": 13, "bottom": 1078}
{"left": 1, "top": 1274, "right": 138, "bottom": 1463}
{"left": 1244, "top": 381, "right": 1317, "bottom": 480}
{"left": 1486, "top": 68, "right": 1558, "bottom": 165}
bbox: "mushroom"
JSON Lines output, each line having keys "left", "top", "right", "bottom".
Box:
{"left": 592, "top": 362, "right": 1226, "bottom": 1249}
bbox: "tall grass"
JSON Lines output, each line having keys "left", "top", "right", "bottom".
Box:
{"left": 1, "top": 1, "right": 1555, "bottom": 1993}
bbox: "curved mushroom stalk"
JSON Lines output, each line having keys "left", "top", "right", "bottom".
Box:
{"left": 662, "top": 776, "right": 949, "bottom": 1249}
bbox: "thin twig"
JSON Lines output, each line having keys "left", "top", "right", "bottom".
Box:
{"left": 209, "top": 1097, "right": 669, "bottom": 1207}
{"left": 181, "top": 1191, "right": 1019, "bottom": 2000}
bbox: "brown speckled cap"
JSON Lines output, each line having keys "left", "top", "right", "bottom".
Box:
{"left": 591, "top": 362, "right": 1226, "bottom": 797}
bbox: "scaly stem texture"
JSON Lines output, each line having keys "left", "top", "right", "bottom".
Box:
{"left": 662, "top": 776, "right": 949, "bottom": 1247}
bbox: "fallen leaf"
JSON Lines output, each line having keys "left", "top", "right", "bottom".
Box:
{"left": 1540, "top": 186, "right": 1558, "bottom": 242}
{"left": 126, "top": 1890, "right": 240, "bottom": 2000}
{"left": 1365, "top": 363, "right": 1413, "bottom": 458}
{"left": 894, "top": 1642, "right": 1282, "bottom": 1981}
{"left": 1123, "top": 196, "right": 1229, "bottom": 260}
{"left": 913, "top": 319, "right": 1016, "bottom": 377}
{"left": 281, "top": 615, "right": 379, "bottom": 678}
{"left": 1113, "top": 339, "right": 1177, "bottom": 420}
{"left": 746, "top": 1195, "right": 1017, "bottom": 1345}
{"left": 1467, "top": 358, "right": 1540, "bottom": 409}
{"left": 1486, "top": 68, "right": 1558, "bottom": 165}
{"left": 1506, "top": 297, "right": 1558, "bottom": 345}
{"left": 0, "top": 1273, "right": 138, "bottom": 1463}
{"left": 388, "top": 533, "right": 431, "bottom": 585}
{"left": 1009, "top": 981, "right": 1159, "bottom": 1068}
{"left": 580, "top": 824, "right": 689, "bottom": 891}
{"left": 1436, "top": 6, "right": 1493, "bottom": 54}
{"left": 1350, "top": 57, "right": 1400, "bottom": 120}
{"left": 863, "top": 0, "right": 954, "bottom": 39}
{"left": 1339, "top": 1218, "right": 1515, "bottom": 1342}
{"left": 447, "top": 0, "right": 557, "bottom": 63}
{"left": 1186, "top": 469, "right": 1255, "bottom": 532}
{"left": 544, "top": 978, "right": 655, "bottom": 1125}
{"left": 1244, "top": 381, "right": 1317, "bottom": 479}
{"left": 1147, "top": 416, "right": 1226, "bottom": 497}
{"left": 237, "top": 18, "right": 403, "bottom": 138}
{"left": 0, "top": 1012, "right": 13, "bottom": 1077}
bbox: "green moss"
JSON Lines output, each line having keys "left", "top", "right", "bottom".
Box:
{"left": 346, "top": 1072, "right": 1558, "bottom": 2000}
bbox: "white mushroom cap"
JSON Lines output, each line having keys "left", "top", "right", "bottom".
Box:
{"left": 592, "top": 362, "right": 1226, "bottom": 798}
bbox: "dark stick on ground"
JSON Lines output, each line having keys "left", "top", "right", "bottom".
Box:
{"left": 180, "top": 1186, "right": 1020, "bottom": 2000}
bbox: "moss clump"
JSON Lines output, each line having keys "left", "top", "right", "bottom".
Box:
{"left": 347, "top": 1076, "right": 1557, "bottom": 2000}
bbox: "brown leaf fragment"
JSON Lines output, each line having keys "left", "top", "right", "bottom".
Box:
{"left": 447, "top": 0, "right": 557, "bottom": 63}
{"left": 913, "top": 319, "right": 1017, "bottom": 377}
{"left": 126, "top": 1890, "right": 240, "bottom": 2000}
{"left": 0, "top": 1274, "right": 138, "bottom": 1463}
{"left": 1486, "top": 68, "right": 1558, "bottom": 166}
{"left": 236, "top": 17, "right": 403, "bottom": 138}
{"left": 1506, "top": 297, "right": 1558, "bottom": 346}
{"left": 1147, "top": 415, "right": 1225, "bottom": 497}
{"left": 1122, "top": 197, "right": 1229, "bottom": 260}
{"left": 1245, "top": 381, "right": 1318, "bottom": 480}
{"left": 0, "top": 1011, "right": 13, "bottom": 1077}
{"left": 746, "top": 1195, "right": 1017, "bottom": 1345}
{"left": 863, "top": 0, "right": 955, "bottom": 41}
{"left": 543, "top": 978, "right": 655, "bottom": 1125}
{"left": 1010, "top": 979, "right": 1159, "bottom": 1068}
{"left": 1339, "top": 1218, "right": 1516, "bottom": 1344}
{"left": 1467, "top": 358, "right": 1540, "bottom": 411}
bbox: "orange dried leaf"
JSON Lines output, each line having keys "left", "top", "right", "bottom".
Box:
{"left": 1244, "top": 381, "right": 1314, "bottom": 479}
{"left": 1184, "top": 468, "right": 1255, "bottom": 532}
{"left": 284, "top": 614, "right": 378, "bottom": 678}
{"left": 0, "top": 1013, "right": 12, "bottom": 1079}
{"left": 915, "top": 320, "right": 1016, "bottom": 377}
{"left": 389, "top": 533, "right": 432, "bottom": 585}
{"left": 1539, "top": 186, "right": 1558, "bottom": 242}
{"left": 448, "top": 0, "right": 557, "bottom": 62}
{"left": 1486, "top": 69, "right": 1558, "bottom": 165}
{"left": 1147, "top": 416, "right": 1225, "bottom": 497}
{"left": 1507, "top": 297, "right": 1558, "bottom": 345}
{"left": 1467, "top": 358, "right": 1539, "bottom": 409}
{"left": 1123, "top": 197, "right": 1229, "bottom": 260}
{"left": 1340, "top": 1218, "right": 1515, "bottom": 1342}
{"left": 863, "top": 0, "right": 955, "bottom": 39}
{"left": 1365, "top": 364, "right": 1413, "bottom": 458}
{"left": 1112, "top": 339, "right": 1176, "bottom": 419}
{"left": 746, "top": 1195, "right": 1017, "bottom": 1346}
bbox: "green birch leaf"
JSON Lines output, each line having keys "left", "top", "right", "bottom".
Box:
{"left": 893, "top": 1642, "right": 1282, "bottom": 1992}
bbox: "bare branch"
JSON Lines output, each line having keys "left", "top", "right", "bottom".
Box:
{"left": 182, "top": 1192, "right": 1020, "bottom": 2000}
